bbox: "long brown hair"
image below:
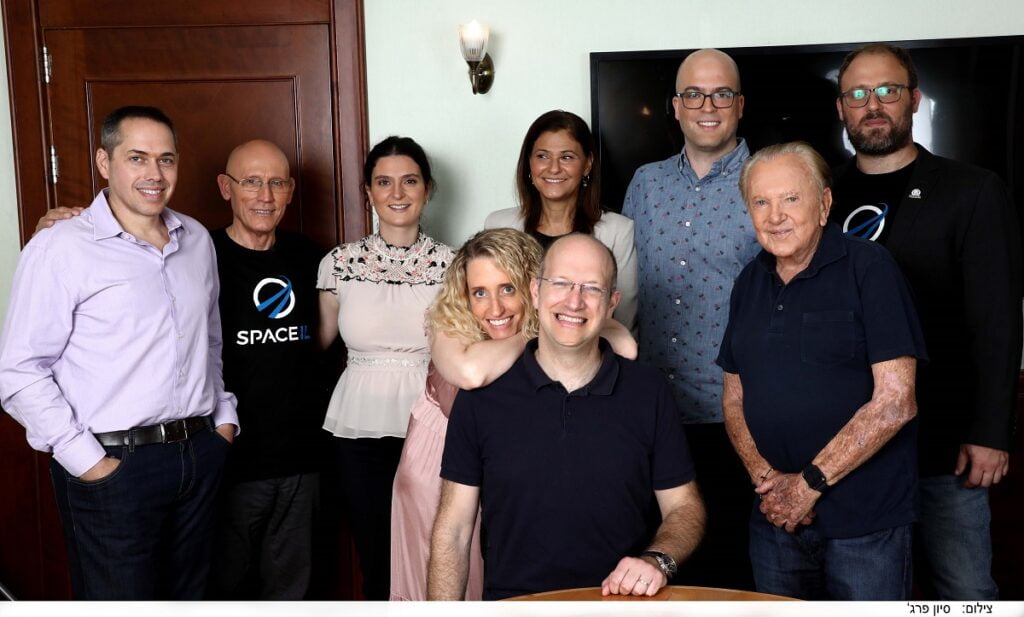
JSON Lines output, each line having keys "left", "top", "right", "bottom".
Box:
{"left": 515, "top": 110, "right": 602, "bottom": 236}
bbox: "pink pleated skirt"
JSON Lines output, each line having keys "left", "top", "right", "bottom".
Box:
{"left": 389, "top": 389, "right": 483, "bottom": 601}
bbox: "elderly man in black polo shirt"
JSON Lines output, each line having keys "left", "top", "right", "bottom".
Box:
{"left": 428, "top": 233, "right": 705, "bottom": 601}
{"left": 717, "top": 142, "right": 927, "bottom": 600}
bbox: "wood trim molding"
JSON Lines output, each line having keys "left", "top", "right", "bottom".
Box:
{"left": 36, "top": 1, "right": 331, "bottom": 28}
{"left": 331, "top": 0, "right": 370, "bottom": 244}
{"left": 3, "top": 0, "right": 52, "bottom": 246}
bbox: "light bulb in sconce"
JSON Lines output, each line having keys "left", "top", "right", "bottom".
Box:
{"left": 458, "top": 20, "right": 494, "bottom": 94}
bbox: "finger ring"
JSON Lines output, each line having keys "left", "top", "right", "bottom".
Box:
{"left": 638, "top": 578, "right": 649, "bottom": 586}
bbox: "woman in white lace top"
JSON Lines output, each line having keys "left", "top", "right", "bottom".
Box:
{"left": 317, "top": 136, "right": 453, "bottom": 599}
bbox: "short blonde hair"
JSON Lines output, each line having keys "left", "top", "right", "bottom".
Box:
{"left": 739, "top": 141, "right": 832, "bottom": 205}
{"left": 428, "top": 228, "right": 544, "bottom": 342}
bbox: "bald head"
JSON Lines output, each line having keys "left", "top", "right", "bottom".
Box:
{"left": 532, "top": 233, "right": 621, "bottom": 356}
{"left": 672, "top": 48, "right": 744, "bottom": 167}
{"left": 218, "top": 139, "right": 295, "bottom": 250}
{"left": 676, "top": 48, "right": 741, "bottom": 93}
{"left": 542, "top": 233, "right": 618, "bottom": 292}
{"left": 225, "top": 139, "right": 290, "bottom": 178}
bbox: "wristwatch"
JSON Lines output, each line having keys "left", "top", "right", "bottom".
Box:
{"left": 640, "top": 550, "right": 677, "bottom": 580}
{"left": 801, "top": 464, "right": 829, "bottom": 492}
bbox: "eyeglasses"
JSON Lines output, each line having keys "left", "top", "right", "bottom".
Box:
{"left": 675, "top": 89, "right": 740, "bottom": 109}
{"left": 840, "top": 84, "right": 908, "bottom": 108}
{"left": 224, "top": 173, "right": 294, "bottom": 193}
{"left": 537, "top": 276, "right": 608, "bottom": 300}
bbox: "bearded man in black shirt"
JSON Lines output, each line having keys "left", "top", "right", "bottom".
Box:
{"left": 829, "top": 43, "right": 1022, "bottom": 600}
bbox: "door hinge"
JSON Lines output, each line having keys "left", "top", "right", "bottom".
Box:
{"left": 49, "top": 145, "right": 59, "bottom": 185}
{"left": 42, "top": 45, "right": 52, "bottom": 84}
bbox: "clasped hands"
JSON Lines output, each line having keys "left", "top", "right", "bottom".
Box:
{"left": 755, "top": 472, "right": 819, "bottom": 533}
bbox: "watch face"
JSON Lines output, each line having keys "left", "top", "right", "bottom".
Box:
{"left": 644, "top": 550, "right": 677, "bottom": 577}
{"left": 802, "top": 465, "right": 827, "bottom": 491}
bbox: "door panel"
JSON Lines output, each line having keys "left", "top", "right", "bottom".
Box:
{"left": 46, "top": 24, "right": 337, "bottom": 247}
{"left": 1, "top": 0, "right": 368, "bottom": 599}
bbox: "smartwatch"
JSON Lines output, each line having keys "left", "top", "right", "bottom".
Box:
{"left": 640, "top": 550, "right": 677, "bottom": 579}
{"left": 801, "top": 464, "right": 829, "bottom": 492}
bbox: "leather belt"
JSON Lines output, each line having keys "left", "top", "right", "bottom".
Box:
{"left": 93, "top": 416, "right": 213, "bottom": 447}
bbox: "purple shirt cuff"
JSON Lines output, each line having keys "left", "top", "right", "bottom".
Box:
{"left": 54, "top": 431, "right": 107, "bottom": 478}
{"left": 212, "top": 394, "right": 240, "bottom": 436}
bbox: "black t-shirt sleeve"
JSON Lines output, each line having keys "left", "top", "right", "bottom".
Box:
{"left": 715, "top": 271, "right": 744, "bottom": 374}
{"left": 858, "top": 253, "right": 928, "bottom": 365}
{"left": 651, "top": 380, "right": 696, "bottom": 490}
{"left": 440, "top": 390, "right": 483, "bottom": 487}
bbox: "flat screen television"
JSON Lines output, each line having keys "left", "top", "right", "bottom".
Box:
{"left": 590, "top": 37, "right": 1022, "bottom": 217}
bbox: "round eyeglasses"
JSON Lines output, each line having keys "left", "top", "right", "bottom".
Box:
{"left": 224, "top": 173, "right": 294, "bottom": 193}
{"left": 675, "top": 89, "right": 740, "bottom": 109}
{"left": 840, "top": 84, "right": 908, "bottom": 108}
{"left": 537, "top": 276, "right": 609, "bottom": 301}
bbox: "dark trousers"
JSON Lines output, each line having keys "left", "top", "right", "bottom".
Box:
{"left": 208, "top": 472, "right": 319, "bottom": 599}
{"left": 750, "top": 515, "right": 913, "bottom": 600}
{"left": 333, "top": 436, "right": 404, "bottom": 600}
{"left": 50, "top": 426, "right": 229, "bottom": 599}
{"left": 675, "top": 422, "right": 756, "bottom": 590}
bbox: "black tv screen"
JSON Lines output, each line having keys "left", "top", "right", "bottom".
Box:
{"left": 591, "top": 37, "right": 1023, "bottom": 215}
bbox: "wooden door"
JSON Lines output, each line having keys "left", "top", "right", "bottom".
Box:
{"left": 1, "top": 0, "right": 368, "bottom": 599}
{"left": 45, "top": 24, "right": 338, "bottom": 244}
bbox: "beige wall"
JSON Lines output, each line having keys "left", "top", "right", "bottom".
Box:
{"left": 1, "top": 1, "right": 1022, "bottom": 323}
{"left": 0, "top": 10, "right": 21, "bottom": 326}
{"left": 363, "top": 0, "right": 1024, "bottom": 246}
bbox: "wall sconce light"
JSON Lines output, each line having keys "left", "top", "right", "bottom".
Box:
{"left": 458, "top": 20, "right": 494, "bottom": 95}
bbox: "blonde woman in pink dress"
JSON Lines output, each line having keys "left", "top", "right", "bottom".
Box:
{"left": 389, "top": 228, "right": 637, "bottom": 601}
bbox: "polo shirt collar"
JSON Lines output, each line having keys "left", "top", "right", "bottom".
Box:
{"left": 678, "top": 137, "right": 749, "bottom": 179}
{"left": 90, "top": 189, "right": 184, "bottom": 241}
{"left": 754, "top": 222, "right": 847, "bottom": 281}
{"left": 522, "top": 337, "right": 620, "bottom": 396}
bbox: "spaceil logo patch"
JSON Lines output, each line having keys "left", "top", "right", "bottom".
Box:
{"left": 236, "top": 276, "right": 312, "bottom": 346}
{"left": 842, "top": 203, "right": 888, "bottom": 242}
{"left": 254, "top": 277, "right": 295, "bottom": 319}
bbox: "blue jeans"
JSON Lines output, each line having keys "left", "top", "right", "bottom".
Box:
{"left": 749, "top": 512, "right": 912, "bottom": 600}
{"left": 917, "top": 474, "right": 998, "bottom": 600}
{"left": 50, "top": 426, "right": 229, "bottom": 599}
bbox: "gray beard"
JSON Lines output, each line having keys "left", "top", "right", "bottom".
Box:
{"left": 846, "top": 113, "right": 913, "bottom": 156}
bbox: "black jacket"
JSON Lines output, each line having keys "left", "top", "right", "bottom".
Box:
{"left": 831, "top": 145, "right": 1022, "bottom": 475}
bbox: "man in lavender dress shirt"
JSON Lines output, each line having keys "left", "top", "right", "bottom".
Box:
{"left": 0, "top": 106, "right": 238, "bottom": 599}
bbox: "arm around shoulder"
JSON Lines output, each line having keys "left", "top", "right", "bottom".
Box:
{"left": 430, "top": 329, "right": 526, "bottom": 389}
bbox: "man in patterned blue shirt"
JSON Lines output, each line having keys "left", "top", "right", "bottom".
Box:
{"left": 622, "top": 48, "right": 760, "bottom": 590}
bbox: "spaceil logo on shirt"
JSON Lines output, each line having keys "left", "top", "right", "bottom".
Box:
{"left": 842, "top": 203, "right": 888, "bottom": 242}
{"left": 236, "top": 276, "right": 312, "bottom": 345}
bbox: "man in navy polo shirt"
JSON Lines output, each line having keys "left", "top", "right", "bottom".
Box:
{"left": 428, "top": 234, "right": 705, "bottom": 601}
{"left": 717, "top": 142, "right": 927, "bottom": 600}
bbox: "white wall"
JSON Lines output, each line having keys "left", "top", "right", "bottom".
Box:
{"left": 1, "top": 1, "right": 1022, "bottom": 316}
{"left": 364, "top": 0, "right": 1024, "bottom": 246}
{"left": 0, "top": 10, "right": 22, "bottom": 326}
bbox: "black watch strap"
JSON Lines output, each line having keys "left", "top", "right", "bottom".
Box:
{"left": 801, "top": 464, "right": 828, "bottom": 492}
{"left": 640, "top": 550, "right": 677, "bottom": 579}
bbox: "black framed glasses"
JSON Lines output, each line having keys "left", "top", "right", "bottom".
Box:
{"left": 840, "top": 84, "right": 909, "bottom": 108}
{"left": 224, "top": 173, "right": 293, "bottom": 193}
{"left": 675, "top": 89, "right": 740, "bottom": 109}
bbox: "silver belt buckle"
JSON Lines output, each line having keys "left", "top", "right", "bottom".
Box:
{"left": 161, "top": 420, "right": 190, "bottom": 443}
